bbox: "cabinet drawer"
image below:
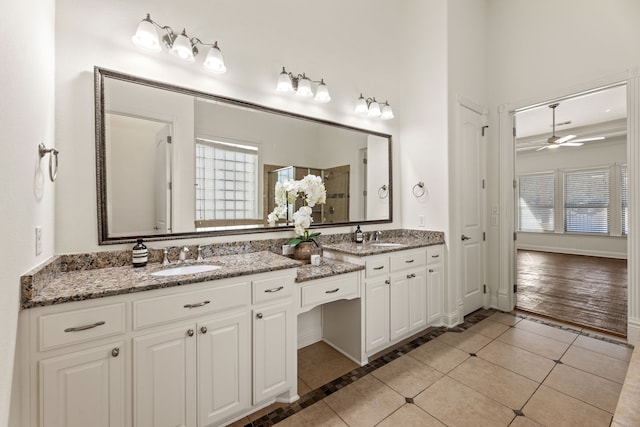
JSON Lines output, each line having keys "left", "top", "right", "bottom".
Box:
{"left": 252, "top": 275, "right": 294, "bottom": 305}
{"left": 39, "top": 303, "right": 126, "bottom": 351}
{"left": 300, "top": 274, "right": 359, "bottom": 310}
{"left": 390, "top": 249, "right": 426, "bottom": 271}
{"left": 133, "top": 281, "right": 249, "bottom": 330}
{"left": 365, "top": 257, "right": 389, "bottom": 278}
{"left": 427, "top": 245, "right": 443, "bottom": 264}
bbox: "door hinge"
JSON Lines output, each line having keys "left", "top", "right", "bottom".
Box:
{"left": 363, "top": 190, "right": 367, "bottom": 196}
{"left": 513, "top": 232, "right": 517, "bottom": 241}
{"left": 168, "top": 182, "right": 172, "bottom": 190}
{"left": 482, "top": 179, "right": 485, "bottom": 189}
{"left": 362, "top": 158, "right": 368, "bottom": 164}
{"left": 483, "top": 284, "right": 487, "bottom": 294}
{"left": 482, "top": 125, "right": 489, "bottom": 137}
{"left": 513, "top": 284, "right": 517, "bottom": 293}
{"left": 167, "top": 135, "right": 172, "bottom": 144}
{"left": 513, "top": 127, "right": 516, "bottom": 137}
{"left": 513, "top": 179, "right": 517, "bottom": 189}
{"left": 483, "top": 232, "right": 486, "bottom": 241}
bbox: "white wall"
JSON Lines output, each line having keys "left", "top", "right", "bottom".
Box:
{"left": 55, "top": 0, "right": 446, "bottom": 254}
{"left": 485, "top": 0, "right": 640, "bottom": 300}
{"left": 0, "top": 0, "right": 56, "bottom": 424}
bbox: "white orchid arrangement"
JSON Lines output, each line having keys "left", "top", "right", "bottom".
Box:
{"left": 267, "top": 174, "right": 327, "bottom": 245}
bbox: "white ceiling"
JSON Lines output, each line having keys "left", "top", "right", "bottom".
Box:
{"left": 515, "top": 85, "right": 627, "bottom": 139}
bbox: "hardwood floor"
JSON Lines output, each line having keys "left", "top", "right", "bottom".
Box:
{"left": 516, "top": 250, "right": 627, "bottom": 336}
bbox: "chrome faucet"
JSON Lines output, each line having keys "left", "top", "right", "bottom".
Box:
{"left": 375, "top": 230, "right": 382, "bottom": 241}
{"left": 179, "top": 246, "right": 189, "bottom": 263}
{"left": 197, "top": 245, "right": 204, "bottom": 262}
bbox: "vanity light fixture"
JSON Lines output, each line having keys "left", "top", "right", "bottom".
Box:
{"left": 355, "top": 94, "right": 394, "bottom": 120}
{"left": 132, "top": 13, "right": 227, "bottom": 74}
{"left": 277, "top": 67, "right": 331, "bottom": 103}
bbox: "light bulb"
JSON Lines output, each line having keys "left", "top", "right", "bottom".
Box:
{"left": 368, "top": 99, "right": 381, "bottom": 118}
{"left": 203, "top": 43, "right": 226, "bottom": 74}
{"left": 381, "top": 102, "right": 394, "bottom": 120}
{"left": 314, "top": 80, "right": 331, "bottom": 103}
{"left": 296, "top": 76, "right": 313, "bottom": 97}
{"left": 132, "top": 14, "right": 161, "bottom": 52}
{"left": 355, "top": 94, "right": 368, "bottom": 115}
{"left": 277, "top": 67, "right": 293, "bottom": 92}
{"left": 171, "top": 30, "right": 195, "bottom": 62}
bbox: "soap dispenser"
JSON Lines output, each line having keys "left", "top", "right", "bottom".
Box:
{"left": 355, "top": 225, "right": 364, "bottom": 243}
{"left": 132, "top": 239, "right": 148, "bottom": 268}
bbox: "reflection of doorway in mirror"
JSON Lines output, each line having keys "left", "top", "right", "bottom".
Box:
{"left": 105, "top": 113, "right": 172, "bottom": 236}
{"left": 323, "top": 165, "right": 350, "bottom": 223}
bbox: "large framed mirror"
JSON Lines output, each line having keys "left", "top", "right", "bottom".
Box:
{"left": 95, "top": 67, "right": 392, "bottom": 244}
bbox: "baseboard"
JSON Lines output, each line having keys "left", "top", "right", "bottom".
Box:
{"left": 297, "top": 329, "right": 322, "bottom": 349}
{"left": 323, "top": 338, "right": 367, "bottom": 366}
{"left": 443, "top": 310, "right": 461, "bottom": 328}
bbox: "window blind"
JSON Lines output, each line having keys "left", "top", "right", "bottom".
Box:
{"left": 564, "top": 169, "right": 609, "bottom": 234}
{"left": 195, "top": 138, "right": 259, "bottom": 222}
{"left": 518, "top": 173, "right": 555, "bottom": 232}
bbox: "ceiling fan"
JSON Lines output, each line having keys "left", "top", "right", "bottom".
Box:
{"left": 534, "top": 103, "right": 581, "bottom": 150}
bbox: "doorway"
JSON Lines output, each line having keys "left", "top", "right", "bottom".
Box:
{"left": 513, "top": 84, "right": 628, "bottom": 336}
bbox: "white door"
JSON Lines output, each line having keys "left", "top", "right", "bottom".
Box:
{"left": 390, "top": 272, "right": 410, "bottom": 341}
{"left": 253, "top": 301, "right": 294, "bottom": 404}
{"left": 365, "top": 277, "right": 390, "bottom": 352}
{"left": 154, "top": 125, "right": 171, "bottom": 233}
{"left": 40, "top": 342, "right": 125, "bottom": 427}
{"left": 198, "top": 310, "right": 251, "bottom": 426}
{"left": 134, "top": 326, "right": 196, "bottom": 427}
{"left": 460, "top": 105, "right": 486, "bottom": 315}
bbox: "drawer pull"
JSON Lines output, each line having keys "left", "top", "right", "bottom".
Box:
{"left": 431, "top": 254, "right": 440, "bottom": 258}
{"left": 373, "top": 266, "right": 385, "bottom": 270}
{"left": 325, "top": 288, "right": 340, "bottom": 294}
{"left": 111, "top": 347, "right": 120, "bottom": 358}
{"left": 429, "top": 269, "right": 434, "bottom": 273}
{"left": 256, "top": 313, "right": 263, "bottom": 319}
{"left": 183, "top": 300, "right": 211, "bottom": 309}
{"left": 200, "top": 326, "right": 207, "bottom": 334}
{"left": 407, "top": 273, "right": 416, "bottom": 279}
{"left": 385, "top": 279, "right": 391, "bottom": 285}
{"left": 64, "top": 321, "right": 106, "bottom": 333}
{"left": 405, "top": 259, "right": 415, "bottom": 263}
{"left": 187, "top": 329, "right": 195, "bottom": 337}
{"left": 264, "top": 286, "right": 284, "bottom": 293}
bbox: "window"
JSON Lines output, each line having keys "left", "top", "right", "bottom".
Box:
{"left": 518, "top": 173, "right": 555, "bottom": 232}
{"left": 195, "top": 137, "right": 259, "bottom": 228}
{"left": 622, "top": 165, "right": 628, "bottom": 235}
{"left": 564, "top": 169, "right": 609, "bottom": 234}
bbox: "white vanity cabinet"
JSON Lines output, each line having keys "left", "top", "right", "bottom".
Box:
{"left": 21, "top": 268, "right": 298, "bottom": 427}
{"left": 252, "top": 274, "right": 296, "bottom": 405}
{"left": 426, "top": 245, "right": 444, "bottom": 324}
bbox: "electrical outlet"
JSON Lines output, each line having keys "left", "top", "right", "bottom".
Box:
{"left": 491, "top": 215, "right": 498, "bottom": 226}
{"left": 35, "top": 226, "right": 42, "bottom": 256}
{"left": 418, "top": 215, "right": 425, "bottom": 227}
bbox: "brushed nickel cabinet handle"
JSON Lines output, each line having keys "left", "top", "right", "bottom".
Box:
{"left": 111, "top": 347, "right": 120, "bottom": 357}
{"left": 385, "top": 279, "right": 391, "bottom": 285}
{"left": 200, "top": 326, "right": 207, "bottom": 334}
{"left": 256, "top": 313, "right": 263, "bottom": 319}
{"left": 64, "top": 321, "right": 106, "bottom": 333}
{"left": 373, "top": 266, "right": 385, "bottom": 270}
{"left": 264, "top": 286, "right": 284, "bottom": 293}
{"left": 407, "top": 273, "right": 416, "bottom": 279}
{"left": 405, "top": 259, "right": 415, "bottom": 263}
{"left": 429, "top": 269, "right": 434, "bottom": 273}
{"left": 431, "top": 254, "right": 440, "bottom": 258}
{"left": 187, "top": 329, "right": 195, "bottom": 337}
{"left": 184, "top": 300, "right": 211, "bottom": 309}
{"left": 325, "top": 288, "right": 340, "bottom": 294}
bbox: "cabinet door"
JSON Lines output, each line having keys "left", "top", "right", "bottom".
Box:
{"left": 40, "top": 341, "right": 125, "bottom": 427}
{"left": 198, "top": 311, "right": 251, "bottom": 426}
{"left": 389, "top": 273, "right": 410, "bottom": 341}
{"left": 408, "top": 269, "right": 428, "bottom": 332}
{"left": 428, "top": 264, "right": 444, "bottom": 325}
{"left": 134, "top": 326, "right": 197, "bottom": 427}
{"left": 365, "top": 277, "right": 390, "bottom": 352}
{"left": 253, "top": 301, "right": 295, "bottom": 404}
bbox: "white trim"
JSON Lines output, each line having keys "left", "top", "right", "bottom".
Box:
{"left": 296, "top": 328, "right": 322, "bottom": 349}
{"left": 516, "top": 244, "right": 626, "bottom": 260}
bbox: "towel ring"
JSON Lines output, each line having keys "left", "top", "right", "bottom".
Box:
{"left": 378, "top": 185, "right": 389, "bottom": 199}
{"left": 412, "top": 181, "right": 426, "bottom": 197}
{"left": 39, "top": 143, "right": 59, "bottom": 182}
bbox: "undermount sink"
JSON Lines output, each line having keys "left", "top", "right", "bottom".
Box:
{"left": 370, "top": 242, "right": 406, "bottom": 247}
{"left": 151, "top": 264, "right": 222, "bottom": 277}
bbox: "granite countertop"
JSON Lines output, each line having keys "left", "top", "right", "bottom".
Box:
{"left": 296, "top": 259, "right": 364, "bottom": 283}
{"left": 323, "top": 234, "right": 445, "bottom": 257}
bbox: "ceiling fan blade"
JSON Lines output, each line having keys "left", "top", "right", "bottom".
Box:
{"left": 535, "top": 146, "right": 547, "bottom": 151}
{"left": 561, "top": 142, "right": 584, "bottom": 147}
{"left": 516, "top": 146, "right": 544, "bottom": 152}
{"left": 555, "top": 134, "right": 576, "bottom": 144}
{"left": 570, "top": 136, "right": 605, "bottom": 143}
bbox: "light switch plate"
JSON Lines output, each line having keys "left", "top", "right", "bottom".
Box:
{"left": 35, "top": 226, "right": 42, "bottom": 256}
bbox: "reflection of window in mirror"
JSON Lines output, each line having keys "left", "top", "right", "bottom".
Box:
{"left": 194, "top": 137, "right": 262, "bottom": 230}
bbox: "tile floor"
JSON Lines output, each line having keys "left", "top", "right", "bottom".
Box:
{"left": 231, "top": 310, "right": 634, "bottom": 427}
